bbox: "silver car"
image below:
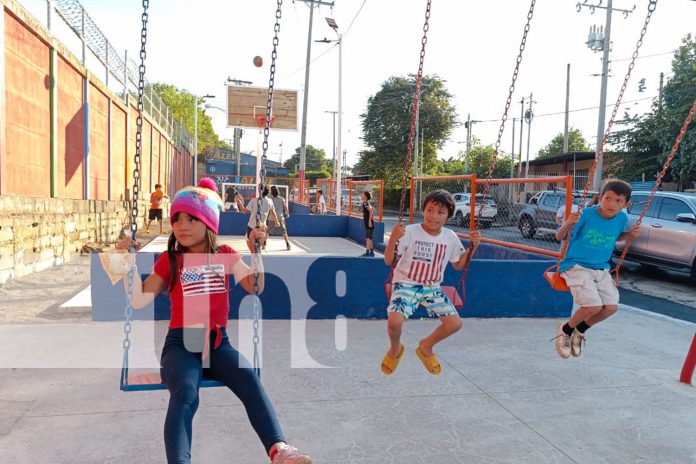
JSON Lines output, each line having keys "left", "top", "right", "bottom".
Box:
{"left": 616, "top": 191, "right": 696, "bottom": 279}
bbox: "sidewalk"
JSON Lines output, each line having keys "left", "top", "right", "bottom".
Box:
{"left": 1, "top": 223, "right": 696, "bottom": 463}
{"left": 1, "top": 313, "right": 695, "bottom": 463}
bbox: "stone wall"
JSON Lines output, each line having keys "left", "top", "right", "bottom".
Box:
{"left": 0, "top": 195, "right": 148, "bottom": 285}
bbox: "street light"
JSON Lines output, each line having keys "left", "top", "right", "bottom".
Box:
{"left": 317, "top": 16, "right": 342, "bottom": 215}
{"left": 194, "top": 94, "right": 215, "bottom": 184}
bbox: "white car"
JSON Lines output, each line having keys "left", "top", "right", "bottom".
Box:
{"left": 451, "top": 193, "right": 497, "bottom": 228}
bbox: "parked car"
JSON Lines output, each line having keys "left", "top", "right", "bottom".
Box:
{"left": 517, "top": 190, "right": 597, "bottom": 239}
{"left": 615, "top": 191, "right": 696, "bottom": 279}
{"left": 451, "top": 193, "right": 497, "bottom": 228}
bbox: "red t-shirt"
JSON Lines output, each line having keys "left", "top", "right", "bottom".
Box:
{"left": 153, "top": 245, "right": 241, "bottom": 330}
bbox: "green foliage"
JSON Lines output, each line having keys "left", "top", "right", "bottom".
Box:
{"left": 609, "top": 34, "right": 696, "bottom": 188}
{"left": 151, "top": 83, "right": 221, "bottom": 155}
{"left": 304, "top": 170, "right": 332, "bottom": 180}
{"left": 283, "top": 145, "right": 329, "bottom": 172}
{"left": 355, "top": 75, "right": 458, "bottom": 186}
{"left": 466, "top": 145, "right": 515, "bottom": 179}
{"left": 437, "top": 157, "right": 468, "bottom": 176}
{"left": 536, "top": 129, "right": 591, "bottom": 159}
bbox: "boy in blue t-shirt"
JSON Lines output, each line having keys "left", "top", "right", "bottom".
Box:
{"left": 553, "top": 180, "right": 640, "bottom": 359}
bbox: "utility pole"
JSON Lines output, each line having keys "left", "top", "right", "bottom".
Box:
{"left": 511, "top": 117, "right": 516, "bottom": 179}
{"left": 658, "top": 71, "right": 664, "bottom": 113}
{"left": 296, "top": 0, "right": 334, "bottom": 202}
{"left": 192, "top": 94, "right": 215, "bottom": 184}
{"left": 523, "top": 93, "right": 535, "bottom": 198}
{"left": 278, "top": 142, "right": 283, "bottom": 164}
{"left": 226, "top": 78, "right": 253, "bottom": 182}
{"left": 578, "top": 0, "right": 634, "bottom": 191}
{"left": 563, "top": 63, "right": 571, "bottom": 154}
{"left": 325, "top": 110, "right": 338, "bottom": 177}
{"left": 342, "top": 149, "right": 347, "bottom": 178}
{"left": 465, "top": 113, "right": 471, "bottom": 173}
{"left": 517, "top": 98, "right": 525, "bottom": 178}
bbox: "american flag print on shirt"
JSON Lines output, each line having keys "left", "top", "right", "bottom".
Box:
{"left": 180, "top": 264, "right": 226, "bottom": 296}
{"left": 407, "top": 240, "right": 447, "bottom": 286}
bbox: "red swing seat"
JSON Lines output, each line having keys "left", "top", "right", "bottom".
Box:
{"left": 543, "top": 265, "right": 570, "bottom": 292}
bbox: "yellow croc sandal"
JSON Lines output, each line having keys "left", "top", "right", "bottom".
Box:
{"left": 381, "top": 344, "right": 405, "bottom": 375}
{"left": 415, "top": 346, "right": 441, "bottom": 375}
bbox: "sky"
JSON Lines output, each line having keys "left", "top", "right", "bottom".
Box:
{"left": 19, "top": 0, "right": 696, "bottom": 171}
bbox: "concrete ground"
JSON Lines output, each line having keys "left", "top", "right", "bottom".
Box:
{"left": 1, "top": 230, "right": 696, "bottom": 463}
{"left": 1, "top": 315, "right": 695, "bottom": 463}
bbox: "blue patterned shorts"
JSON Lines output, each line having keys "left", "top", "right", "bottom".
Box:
{"left": 387, "top": 282, "right": 457, "bottom": 319}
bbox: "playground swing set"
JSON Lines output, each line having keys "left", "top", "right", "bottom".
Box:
{"left": 108, "top": 0, "right": 696, "bottom": 394}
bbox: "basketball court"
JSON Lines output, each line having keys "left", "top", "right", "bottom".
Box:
{"left": 139, "top": 235, "right": 380, "bottom": 257}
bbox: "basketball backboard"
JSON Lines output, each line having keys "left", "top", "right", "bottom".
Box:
{"left": 226, "top": 85, "right": 298, "bottom": 131}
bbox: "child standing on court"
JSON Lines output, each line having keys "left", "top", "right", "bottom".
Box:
{"left": 269, "top": 185, "right": 291, "bottom": 250}
{"left": 382, "top": 190, "right": 480, "bottom": 376}
{"left": 554, "top": 180, "right": 640, "bottom": 359}
{"left": 116, "top": 178, "right": 312, "bottom": 464}
{"left": 246, "top": 185, "right": 280, "bottom": 251}
{"left": 146, "top": 183, "right": 169, "bottom": 234}
{"left": 360, "top": 191, "right": 375, "bottom": 257}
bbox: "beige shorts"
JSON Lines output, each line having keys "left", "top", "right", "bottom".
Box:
{"left": 561, "top": 265, "right": 619, "bottom": 308}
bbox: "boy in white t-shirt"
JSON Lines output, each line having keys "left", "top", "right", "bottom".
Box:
{"left": 382, "top": 190, "right": 480, "bottom": 376}
{"left": 246, "top": 185, "right": 279, "bottom": 250}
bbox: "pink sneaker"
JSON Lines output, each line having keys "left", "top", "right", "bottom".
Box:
{"left": 271, "top": 443, "right": 313, "bottom": 464}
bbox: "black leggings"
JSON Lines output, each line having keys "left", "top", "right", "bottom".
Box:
{"left": 160, "top": 328, "right": 284, "bottom": 463}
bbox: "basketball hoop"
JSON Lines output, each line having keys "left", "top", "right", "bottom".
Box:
{"left": 254, "top": 115, "right": 276, "bottom": 129}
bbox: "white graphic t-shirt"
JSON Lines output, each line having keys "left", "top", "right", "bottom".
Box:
{"left": 394, "top": 224, "right": 466, "bottom": 286}
{"left": 246, "top": 197, "right": 275, "bottom": 228}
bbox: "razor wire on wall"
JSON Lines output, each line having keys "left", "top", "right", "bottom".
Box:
{"left": 38, "top": 0, "right": 193, "bottom": 152}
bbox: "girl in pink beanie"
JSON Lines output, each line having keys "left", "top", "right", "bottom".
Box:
{"left": 117, "top": 178, "right": 312, "bottom": 463}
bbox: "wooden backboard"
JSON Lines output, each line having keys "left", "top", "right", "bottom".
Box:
{"left": 226, "top": 85, "right": 298, "bottom": 131}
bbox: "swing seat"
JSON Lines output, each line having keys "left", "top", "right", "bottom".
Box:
{"left": 384, "top": 283, "right": 464, "bottom": 309}
{"left": 544, "top": 267, "right": 570, "bottom": 292}
{"left": 120, "top": 371, "right": 225, "bottom": 392}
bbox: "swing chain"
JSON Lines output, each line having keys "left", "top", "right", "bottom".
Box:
{"left": 478, "top": 0, "right": 536, "bottom": 221}
{"left": 398, "top": 0, "right": 431, "bottom": 223}
{"left": 552, "top": 0, "right": 657, "bottom": 280}
{"left": 123, "top": 0, "right": 149, "bottom": 385}
{"left": 616, "top": 98, "right": 696, "bottom": 271}
{"left": 251, "top": 0, "right": 283, "bottom": 376}
{"left": 576, "top": 0, "right": 657, "bottom": 211}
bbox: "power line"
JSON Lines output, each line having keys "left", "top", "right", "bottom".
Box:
{"left": 468, "top": 95, "right": 658, "bottom": 125}
{"left": 343, "top": 0, "right": 369, "bottom": 37}
{"left": 612, "top": 49, "right": 677, "bottom": 63}
{"left": 278, "top": 0, "right": 369, "bottom": 84}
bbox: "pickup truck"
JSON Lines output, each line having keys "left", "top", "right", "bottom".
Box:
{"left": 451, "top": 193, "right": 497, "bottom": 228}
{"left": 517, "top": 190, "right": 593, "bottom": 239}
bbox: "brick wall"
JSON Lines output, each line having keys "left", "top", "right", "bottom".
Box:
{"left": 0, "top": 195, "right": 150, "bottom": 285}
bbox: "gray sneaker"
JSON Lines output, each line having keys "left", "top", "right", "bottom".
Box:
{"left": 554, "top": 323, "right": 571, "bottom": 359}
{"left": 570, "top": 330, "right": 585, "bottom": 357}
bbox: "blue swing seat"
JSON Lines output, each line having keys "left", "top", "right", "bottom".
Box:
{"left": 120, "top": 371, "right": 225, "bottom": 392}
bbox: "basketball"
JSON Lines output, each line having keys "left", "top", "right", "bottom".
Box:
{"left": 253, "top": 56, "right": 263, "bottom": 67}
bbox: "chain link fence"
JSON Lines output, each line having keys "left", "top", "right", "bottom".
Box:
{"left": 408, "top": 175, "right": 578, "bottom": 257}
{"left": 410, "top": 176, "right": 474, "bottom": 225}
{"left": 470, "top": 176, "right": 575, "bottom": 256}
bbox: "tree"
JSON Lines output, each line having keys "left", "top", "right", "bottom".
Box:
{"left": 152, "top": 83, "right": 221, "bottom": 155}
{"left": 356, "top": 74, "right": 458, "bottom": 186}
{"left": 608, "top": 34, "right": 696, "bottom": 188}
{"left": 283, "top": 145, "right": 329, "bottom": 173}
{"left": 465, "top": 145, "right": 515, "bottom": 179}
{"left": 536, "top": 129, "right": 591, "bottom": 159}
